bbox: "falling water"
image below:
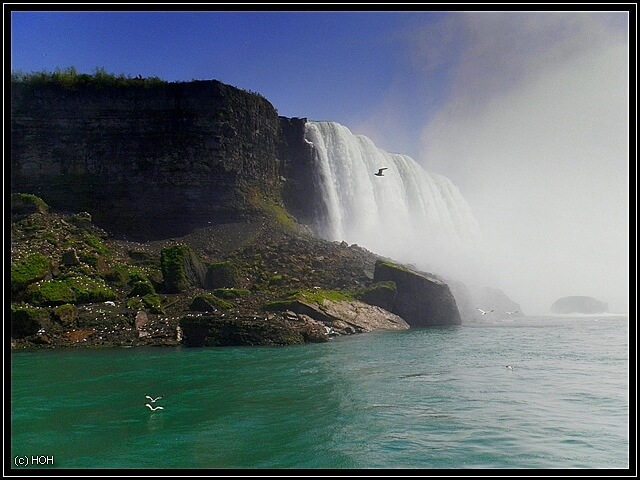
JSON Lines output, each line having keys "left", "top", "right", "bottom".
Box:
{"left": 304, "top": 121, "right": 481, "bottom": 275}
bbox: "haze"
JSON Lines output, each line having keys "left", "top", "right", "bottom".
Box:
{"left": 355, "top": 12, "right": 630, "bottom": 314}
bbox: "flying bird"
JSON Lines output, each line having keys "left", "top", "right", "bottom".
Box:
{"left": 145, "top": 395, "right": 163, "bottom": 403}
{"left": 506, "top": 311, "right": 518, "bottom": 315}
{"left": 374, "top": 168, "right": 388, "bottom": 176}
{"left": 145, "top": 404, "right": 164, "bottom": 411}
{"left": 477, "top": 308, "right": 494, "bottom": 315}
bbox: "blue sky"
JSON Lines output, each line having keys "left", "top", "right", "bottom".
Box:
{"left": 10, "top": 10, "right": 454, "bottom": 157}
{"left": 8, "top": 8, "right": 632, "bottom": 313}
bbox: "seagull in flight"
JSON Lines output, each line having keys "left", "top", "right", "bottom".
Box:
{"left": 506, "top": 311, "right": 519, "bottom": 315}
{"left": 374, "top": 168, "right": 388, "bottom": 177}
{"left": 145, "top": 404, "right": 164, "bottom": 412}
{"left": 477, "top": 308, "right": 494, "bottom": 315}
{"left": 145, "top": 395, "right": 163, "bottom": 403}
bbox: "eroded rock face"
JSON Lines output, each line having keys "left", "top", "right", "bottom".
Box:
{"left": 373, "top": 260, "right": 461, "bottom": 327}
{"left": 11, "top": 80, "right": 282, "bottom": 240}
{"left": 179, "top": 313, "right": 328, "bottom": 347}
{"left": 282, "top": 298, "right": 409, "bottom": 334}
{"left": 550, "top": 296, "right": 608, "bottom": 314}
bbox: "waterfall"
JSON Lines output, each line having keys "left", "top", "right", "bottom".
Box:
{"left": 304, "top": 121, "right": 481, "bottom": 274}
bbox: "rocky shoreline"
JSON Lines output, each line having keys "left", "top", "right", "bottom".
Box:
{"left": 11, "top": 194, "right": 463, "bottom": 350}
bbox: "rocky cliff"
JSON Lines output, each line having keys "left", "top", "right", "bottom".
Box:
{"left": 11, "top": 80, "right": 283, "bottom": 240}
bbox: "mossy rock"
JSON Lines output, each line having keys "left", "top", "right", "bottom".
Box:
{"left": 213, "top": 288, "right": 249, "bottom": 299}
{"left": 64, "top": 276, "right": 117, "bottom": 304}
{"left": 141, "top": 294, "right": 164, "bottom": 314}
{"left": 11, "top": 305, "right": 51, "bottom": 338}
{"left": 11, "top": 252, "right": 52, "bottom": 294}
{"left": 190, "top": 294, "right": 235, "bottom": 312}
{"left": 128, "top": 280, "right": 156, "bottom": 297}
{"left": 263, "top": 288, "right": 353, "bottom": 311}
{"left": 26, "top": 275, "right": 117, "bottom": 306}
{"left": 161, "top": 244, "right": 206, "bottom": 293}
{"left": 51, "top": 303, "right": 78, "bottom": 328}
{"left": 355, "top": 281, "right": 397, "bottom": 311}
{"left": 204, "top": 262, "right": 239, "bottom": 290}
{"left": 26, "top": 279, "right": 77, "bottom": 306}
{"left": 11, "top": 193, "right": 49, "bottom": 217}
{"left": 82, "top": 232, "right": 109, "bottom": 255}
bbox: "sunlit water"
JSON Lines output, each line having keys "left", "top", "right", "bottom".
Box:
{"left": 11, "top": 315, "right": 629, "bottom": 470}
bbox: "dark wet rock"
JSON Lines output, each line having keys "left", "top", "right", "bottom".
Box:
{"left": 61, "top": 248, "right": 81, "bottom": 266}
{"left": 373, "top": 260, "right": 461, "bottom": 327}
{"left": 179, "top": 313, "right": 327, "bottom": 347}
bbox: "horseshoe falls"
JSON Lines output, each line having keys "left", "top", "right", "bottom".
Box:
{"left": 304, "top": 121, "right": 481, "bottom": 277}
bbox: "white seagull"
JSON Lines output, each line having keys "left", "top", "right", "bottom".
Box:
{"left": 145, "top": 395, "right": 163, "bottom": 403}
{"left": 477, "top": 308, "right": 494, "bottom": 315}
{"left": 505, "top": 365, "right": 514, "bottom": 370}
{"left": 374, "top": 168, "right": 388, "bottom": 177}
{"left": 506, "top": 311, "right": 518, "bottom": 315}
{"left": 145, "top": 404, "right": 164, "bottom": 412}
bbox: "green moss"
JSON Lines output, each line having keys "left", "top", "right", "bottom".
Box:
{"left": 27, "top": 275, "right": 117, "bottom": 306}
{"left": 213, "top": 288, "right": 249, "bottom": 299}
{"left": 357, "top": 281, "right": 397, "bottom": 296}
{"left": 26, "top": 280, "right": 77, "bottom": 306}
{"left": 269, "top": 274, "right": 284, "bottom": 285}
{"left": 263, "top": 288, "right": 353, "bottom": 311}
{"left": 82, "top": 233, "right": 108, "bottom": 255}
{"left": 11, "top": 305, "right": 51, "bottom": 338}
{"left": 128, "top": 280, "right": 156, "bottom": 297}
{"left": 127, "top": 297, "right": 144, "bottom": 310}
{"left": 65, "top": 276, "right": 117, "bottom": 304}
{"left": 190, "top": 294, "right": 235, "bottom": 312}
{"left": 160, "top": 244, "right": 193, "bottom": 293}
{"left": 141, "top": 294, "right": 164, "bottom": 314}
{"left": 11, "top": 193, "right": 49, "bottom": 216}
{"left": 375, "top": 259, "right": 414, "bottom": 274}
{"left": 11, "top": 253, "right": 51, "bottom": 294}
{"left": 51, "top": 303, "right": 77, "bottom": 327}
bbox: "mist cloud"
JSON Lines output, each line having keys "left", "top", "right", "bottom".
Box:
{"left": 417, "top": 12, "right": 629, "bottom": 314}
{"left": 357, "top": 12, "right": 629, "bottom": 314}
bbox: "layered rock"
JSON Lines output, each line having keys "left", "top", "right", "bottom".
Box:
{"left": 11, "top": 80, "right": 282, "bottom": 240}
{"left": 372, "top": 260, "right": 461, "bottom": 327}
{"left": 550, "top": 296, "right": 608, "bottom": 314}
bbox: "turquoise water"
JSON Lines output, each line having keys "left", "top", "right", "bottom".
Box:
{"left": 10, "top": 315, "right": 629, "bottom": 470}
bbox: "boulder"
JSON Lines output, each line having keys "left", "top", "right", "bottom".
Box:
{"left": 550, "top": 296, "right": 608, "bottom": 314}
{"left": 373, "top": 260, "right": 461, "bottom": 327}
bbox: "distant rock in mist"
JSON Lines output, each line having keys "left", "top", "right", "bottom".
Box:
{"left": 550, "top": 296, "right": 608, "bottom": 314}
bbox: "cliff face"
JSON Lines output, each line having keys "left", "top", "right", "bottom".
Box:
{"left": 11, "top": 80, "right": 282, "bottom": 240}
{"left": 277, "top": 116, "right": 321, "bottom": 226}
